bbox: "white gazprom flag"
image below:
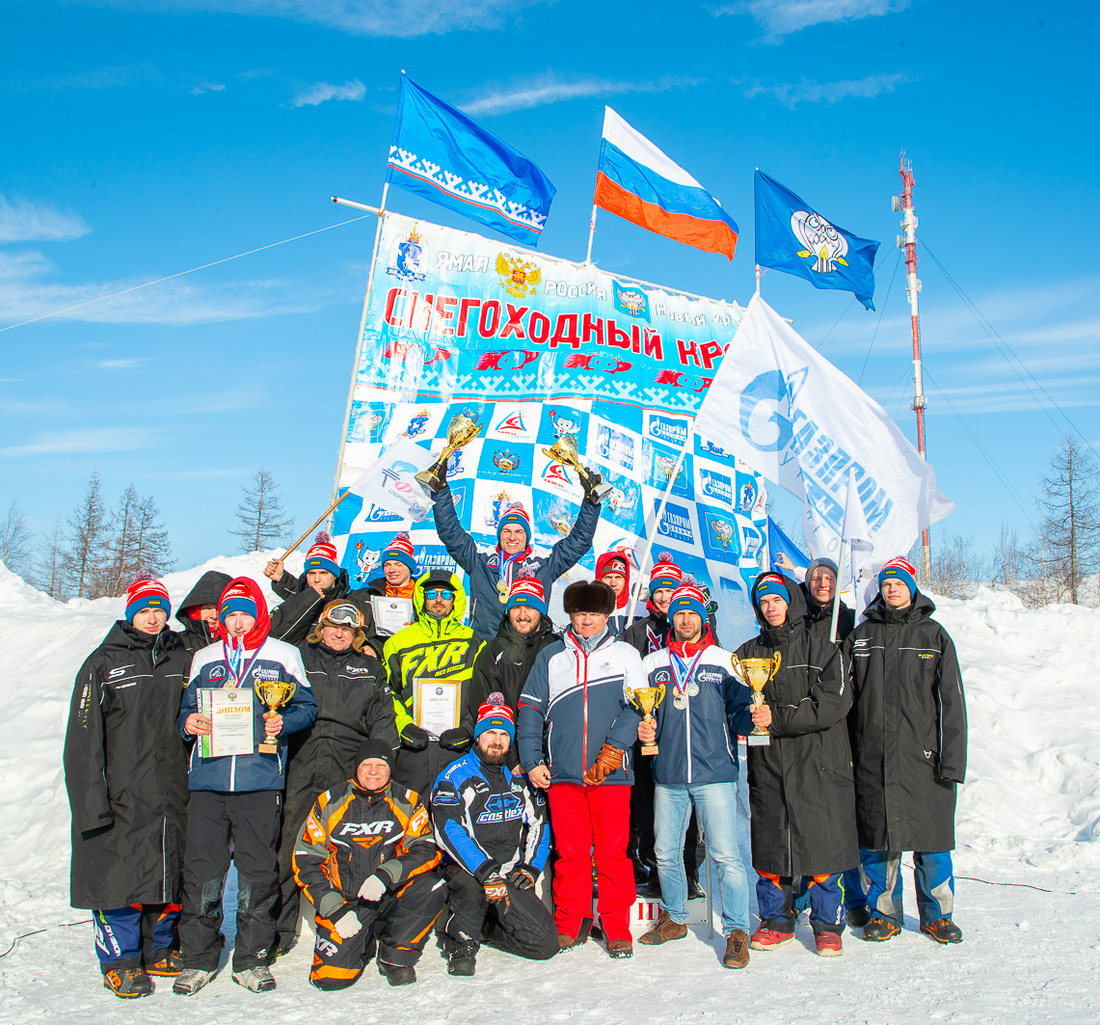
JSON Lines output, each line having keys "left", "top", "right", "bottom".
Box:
{"left": 695, "top": 294, "right": 954, "bottom": 563}
{"left": 345, "top": 438, "right": 434, "bottom": 526}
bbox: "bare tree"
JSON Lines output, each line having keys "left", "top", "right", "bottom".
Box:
{"left": 1036, "top": 434, "right": 1100, "bottom": 604}
{"left": 66, "top": 469, "right": 106, "bottom": 599}
{"left": 101, "top": 484, "right": 141, "bottom": 596}
{"left": 990, "top": 522, "right": 1022, "bottom": 592}
{"left": 39, "top": 514, "right": 68, "bottom": 599}
{"left": 230, "top": 468, "right": 294, "bottom": 553}
{"left": 928, "top": 531, "right": 988, "bottom": 599}
{"left": 0, "top": 500, "right": 33, "bottom": 578}
{"left": 132, "top": 494, "right": 174, "bottom": 579}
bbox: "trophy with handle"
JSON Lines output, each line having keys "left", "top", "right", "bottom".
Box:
{"left": 629, "top": 684, "right": 666, "bottom": 756}
{"left": 415, "top": 412, "right": 481, "bottom": 491}
{"left": 253, "top": 678, "right": 297, "bottom": 754}
{"left": 731, "top": 653, "right": 781, "bottom": 747}
{"left": 540, "top": 432, "right": 613, "bottom": 500}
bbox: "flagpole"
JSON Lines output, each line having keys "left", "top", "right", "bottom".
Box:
{"left": 281, "top": 490, "right": 355, "bottom": 563}
{"left": 829, "top": 539, "right": 847, "bottom": 643}
{"left": 584, "top": 203, "right": 598, "bottom": 264}
{"left": 330, "top": 182, "right": 390, "bottom": 514}
{"left": 755, "top": 264, "right": 761, "bottom": 296}
{"left": 625, "top": 423, "right": 694, "bottom": 629}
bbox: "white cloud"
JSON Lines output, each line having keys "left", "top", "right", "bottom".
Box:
{"left": 741, "top": 71, "right": 910, "bottom": 107}
{"left": 98, "top": 358, "right": 151, "bottom": 369}
{"left": 78, "top": 0, "right": 543, "bottom": 37}
{"left": 289, "top": 78, "right": 366, "bottom": 108}
{"left": 0, "top": 250, "right": 323, "bottom": 327}
{"left": 714, "top": 0, "right": 909, "bottom": 39}
{"left": 0, "top": 197, "right": 91, "bottom": 244}
{"left": 190, "top": 80, "right": 226, "bottom": 95}
{"left": 0, "top": 428, "right": 156, "bottom": 459}
{"left": 463, "top": 73, "right": 699, "bottom": 116}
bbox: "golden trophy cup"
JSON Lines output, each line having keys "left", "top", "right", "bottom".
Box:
{"left": 414, "top": 412, "right": 481, "bottom": 490}
{"left": 731, "top": 653, "right": 781, "bottom": 747}
{"left": 541, "top": 433, "right": 613, "bottom": 500}
{"left": 253, "top": 678, "right": 297, "bottom": 754}
{"left": 629, "top": 685, "right": 666, "bottom": 756}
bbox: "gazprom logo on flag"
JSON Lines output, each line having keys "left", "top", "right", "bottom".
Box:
{"left": 366, "top": 504, "right": 402, "bottom": 523}
{"left": 699, "top": 469, "right": 733, "bottom": 505}
{"left": 648, "top": 415, "right": 688, "bottom": 447}
{"left": 656, "top": 502, "right": 694, "bottom": 544}
{"left": 613, "top": 280, "right": 650, "bottom": 322}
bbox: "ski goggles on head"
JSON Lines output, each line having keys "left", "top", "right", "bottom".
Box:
{"left": 320, "top": 602, "right": 365, "bottom": 629}
{"left": 423, "top": 587, "right": 454, "bottom": 600}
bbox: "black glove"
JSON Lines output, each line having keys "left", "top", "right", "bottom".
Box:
{"left": 580, "top": 469, "right": 604, "bottom": 506}
{"left": 401, "top": 724, "right": 430, "bottom": 751}
{"left": 439, "top": 726, "right": 473, "bottom": 751}
{"left": 506, "top": 864, "right": 537, "bottom": 890}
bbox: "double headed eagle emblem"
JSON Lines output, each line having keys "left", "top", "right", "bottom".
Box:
{"left": 496, "top": 252, "right": 541, "bottom": 298}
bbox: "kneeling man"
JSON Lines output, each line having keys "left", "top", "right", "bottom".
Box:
{"left": 293, "top": 740, "right": 444, "bottom": 989}
{"left": 432, "top": 697, "right": 557, "bottom": 975}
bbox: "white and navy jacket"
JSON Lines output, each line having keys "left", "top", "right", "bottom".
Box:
{"left": 178, "top": 636, "right": 316, "bottom": 792}
{"left": 517, "top": 628, "right": 645, "bottom": 785}
{"left": 641, "top": 644, "right": 754, "bottom": 786}
{"left": 431, "top": 750, "right": 550, "bottom": 882}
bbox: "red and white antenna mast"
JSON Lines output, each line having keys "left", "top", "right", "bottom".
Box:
{"left": 893, "top": 151, "right": 932, "bottom": 581}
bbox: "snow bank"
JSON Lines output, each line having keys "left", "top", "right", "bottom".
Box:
{"left": 1, "top": 565, "right": 1097, "bottom": 1023}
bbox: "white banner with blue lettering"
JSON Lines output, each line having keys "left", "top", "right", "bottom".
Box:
{"left": 334, "top": 212, "right": 769, "bottom": 640}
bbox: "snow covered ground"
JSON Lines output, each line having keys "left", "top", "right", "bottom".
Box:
{"left": 1, "top": 557, "right": 1098, "bottom": 1024}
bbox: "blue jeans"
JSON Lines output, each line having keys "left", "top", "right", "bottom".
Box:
{"left": 860, "top": 848, "right": 955, "bottom": 926}
{"left": 654, "top": 782, "right": 750, "bottom": 935}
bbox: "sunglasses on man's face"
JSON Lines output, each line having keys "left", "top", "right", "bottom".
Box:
{"left": 424, "top": 588, "right": 454, "bottom": 600}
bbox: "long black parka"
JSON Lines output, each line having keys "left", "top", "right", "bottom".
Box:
{"left": 64, "top": 622, "right": 191, "bottom": 909}
{"left": 736, "top": 576, "right": 858, "bottom": 878}
{"left": 844, "top": 591, "right": 967, "bottom": 852}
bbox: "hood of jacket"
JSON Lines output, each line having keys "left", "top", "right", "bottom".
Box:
{"left": 412, "top": 569, "right": 468, "bottom": 633}
{"left": 596, "top": 549, "right": 633, "bottom": 611}
{"left": 177, "top": 570, "right": 233, "bottom": 620}
{"left": 749, "top": 572, "right": 807, "bottom": 646}
{"left": 218, "top": 575, "right": 271, "bottom": 649}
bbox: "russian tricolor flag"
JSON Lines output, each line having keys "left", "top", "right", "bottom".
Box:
{"left": 593, "top": 107, "right": 739, "bottom": 260}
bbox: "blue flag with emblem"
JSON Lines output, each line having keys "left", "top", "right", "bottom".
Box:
{"left": 754, "top": 170, "right": 879, "bottom": 310}
{"left": 386, "top": 76, "right": 557, "bottom": 246}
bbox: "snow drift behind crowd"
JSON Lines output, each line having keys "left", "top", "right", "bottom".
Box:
{"left": 0, "top": 554, "right": 1097, "bottom": 1024}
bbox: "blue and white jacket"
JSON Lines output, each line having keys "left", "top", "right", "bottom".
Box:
{"left": 517, "top": 628, "right": 645, "bottom": 786}
{"left": 641, "top": 643, "right": 754, "bottom": 787}
{"left": 178, "top": 636, "right": 317, "bottom": 793}
{"left": 431, "top": 749, "right": 550, "bottom": 882}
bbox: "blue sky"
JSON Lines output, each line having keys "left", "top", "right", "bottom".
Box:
{"left": 3, "top": 0, "right": 1097, "bottom": 572}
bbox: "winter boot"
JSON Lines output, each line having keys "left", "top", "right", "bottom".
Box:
{"left": 861, "top": 915, "right": 901, "bottom": 942}
{"left": 607, "top": 939, "right": 633, "bottom": 959}
{"left": 921, "top": 918, "right": 963, "bottom": 944}
{"left": 231, "top": 966, "right": 276, "bottom": 992}
{"left": 378, "top": 961, "right": 417, "bottom": 986}
{"left": 846, "top": 905, "right": 870, "bottom": 928}
{"left": 103, "top": 965, "right": 153, "bottom": 999}
{"left": 447, "top": 939, "right": 478, "bottom": 977}
{"left": 687, "top": 875, "right": 706, "bottom": 900}
{"left": 146, "top": 948, "right": 182, "bottom": 977}
{"left": 172, "top": 968, "right": 216, "bottom": 996}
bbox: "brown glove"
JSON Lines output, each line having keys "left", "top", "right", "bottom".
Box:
{"left": 583, "top": 743, "right": 624, "bottom": 786}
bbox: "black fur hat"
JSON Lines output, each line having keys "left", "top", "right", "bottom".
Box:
{"left": 563, "top": 579, "right": 616, "bottom": 615}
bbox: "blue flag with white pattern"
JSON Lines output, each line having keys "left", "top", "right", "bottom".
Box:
{"left": 386, "top": 77, "right": 556, "bottom": 246}
{"left": 755, "top": 170, "right": 879, "bottom": 310}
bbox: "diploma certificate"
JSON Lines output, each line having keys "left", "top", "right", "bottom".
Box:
{"left": 199, "top": 688, "right": 255, "bottom": 758}
{"left": 413, "top": 678, "right": 460, "bottom": 737}
{"left": 371, "top": 596, "right": 414, "bottom": 637}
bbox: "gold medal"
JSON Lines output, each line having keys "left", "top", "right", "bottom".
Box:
{"left": 497, "top": 579, "right": 509, "bottom": 603}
